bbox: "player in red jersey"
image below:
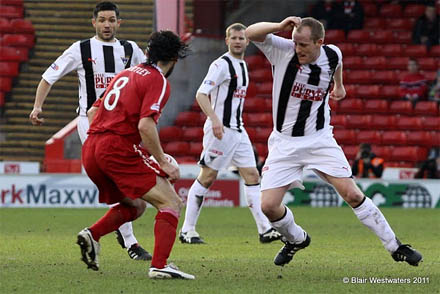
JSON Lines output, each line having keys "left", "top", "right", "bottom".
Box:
{"left": 77, "top": 31, "right": 194, "bottom": 279}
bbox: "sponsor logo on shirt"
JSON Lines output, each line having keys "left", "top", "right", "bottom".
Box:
{"left": 95, "top": 74, "right": 114, "bottom": 89}
{"left": 291, "top": 82, "right": 325, "bottom": 101}
{"left": 121, "top": 57, "right": 129, "bottom": 66}
{"left": 150, "top": 103, "right": 160, "bottom": 111}
{"left": 50, "top": 63, "right": 59, "bottom": 70}
{"left": 204, "top": 80, "right": 215, "bottom": 86}
{"left": 209, "top": 149, "right": 223, "bottom": 156}
{"left": 233, "top": 88, "right": 246, "bottom": 99}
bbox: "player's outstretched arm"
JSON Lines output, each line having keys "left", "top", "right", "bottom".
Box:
{"left": 245, "top": 16, "right": 301, "bottom": 42}
{"left": 29, "top": 78, "right": 52, "bottom": 125}
{"left": 138, "top": 117, "right": 180, "bottom": 181}
{"left": 330, "top": 64, "right": 346, "bottom": 101}
{"left": 196, "top": 92, "right": 224, "bottom": 140}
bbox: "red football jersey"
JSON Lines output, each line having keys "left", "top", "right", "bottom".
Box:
{"left": 88, "top": 64, "right": 170, "bottom": 143}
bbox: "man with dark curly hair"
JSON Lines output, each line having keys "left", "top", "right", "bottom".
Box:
{"left": 77, "top": 30, "right": 194, "bottom": 279}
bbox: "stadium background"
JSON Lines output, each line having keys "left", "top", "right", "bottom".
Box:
{"left": 0, "top": 0, "right": 439, "bottom": 207}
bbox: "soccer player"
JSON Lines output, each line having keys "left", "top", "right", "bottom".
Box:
{"left": 179, "top": 23, "right": 282, "bottom": 244}
{"left": 77, "top": 30, "right": 194, "bottom": 279}
{"left": 28, "top": 1, "right": 151, "bottom": 261}
{"left": 245, "top": 16, "right": 423, "bottom": 266}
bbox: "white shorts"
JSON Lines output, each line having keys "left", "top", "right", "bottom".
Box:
{"left": 199, "top": 126, "right": 256, "bottom": 171}
{"left": 261, "top": 128, "right": 352, "bottom": 191}
{"left": 77, "top": 116, "right": 89, "bottom": 144}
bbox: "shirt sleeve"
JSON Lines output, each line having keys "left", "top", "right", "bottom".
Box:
{"left": 42, "top": 41, "right": 82, "bottom": 85}
{"left": 197, "top": 59, "right": 228, "bottom": 95}
{"left": 328, "top": 44, "right": 343, "bottom": 69}
{"left": 253, "top": 34, "right": 295, "bottom": 66}
{"left": 130, "top": 41, "right": 147, "bottom": 65}
{"left": 140, "top": 73, "right": 168, "bottom": 123}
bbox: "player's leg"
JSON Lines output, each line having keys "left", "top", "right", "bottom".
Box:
{"left": 238, "top": 166, "right": 281, "bottom": 243}
{"left": 142, "top": 176, "right": 195, "bottom": 279}
{"left": 321, "top": 173, "right": 422, "bottom": 266}
{"left": 180, "top": 166, "right": 217, "bottom": 244}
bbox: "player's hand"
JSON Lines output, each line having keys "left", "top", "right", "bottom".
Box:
{"left": 330, "top": 84, "right": 346, "bottom": 101}
{"left": 160, "top": 161, "right": 180, "bottom": 182}
{"left": 29, "top": 107, "right": 44, "bottom": 125}
{"left": 212, "top": 117, "right": 224, "bottom": 140}
{"left": 279, "top": 16, "right": 301, "bottom": 32}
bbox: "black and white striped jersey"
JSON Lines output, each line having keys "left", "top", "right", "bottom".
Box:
{"left": 42, "top": 36, "right": 146, "bottom": 116}
{"left": 197, "top": 52, "right": 249, "bottom": 131}
{"left": 254, "top": 34, "right": 342, "bottom": 137}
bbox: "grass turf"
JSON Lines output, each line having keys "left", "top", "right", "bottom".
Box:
{"left": 0, "top": 207, "right": 438, "bottom": 293}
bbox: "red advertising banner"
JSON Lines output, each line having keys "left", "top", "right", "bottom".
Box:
{"left": 174, "top": 179, "right": 240, "bottom": 207}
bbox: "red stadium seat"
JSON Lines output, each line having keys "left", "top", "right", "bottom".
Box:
{"left": 174, "top": 156, "right": 197, "bottom": 164}
{"left": 423, "top": 70, "right": 438, "bottom": 82}
{"left": 386, "top": 57, "right": 409, "bottom": 70}
{"left": 249, "top": 68, "right": 272, "bottom": 83}
{"left": 370, "top": 70, "right": 398, "bottom": 85}
{"left": 253, "top": 127, "right": 272, "bottom": 143}
{"left": 1, "top": 0, "right": 23, "bottom": 5}
{"left": 363, "top": 2, "right": 378, "bottom": 17}
{"left": 363, "top": 56, "right": 387, "bottom": 70}
{"left": 417, "top": 57, "right": 438, "bottom": 71}
{"left": 386, "top": 18, "right": 413, "bottom": 30}
{"left": 188, "top": 142, "right": 203, "bottom": 156}
{"left": 346, "top": 114, "right": 372, "bottom": 129}
{"left": 356, "top": 85, "right": 380, "bottom": 99}
{"left": 1, "top": 34, "right": 34, "bottom": 48}
{"left": 181, "top": 127, "right": 204, "bottom": 142}
{"left": 244, "top": 112, "right": 272, "bottom": 127}
{"left": 331, "top": 114, "right": 347, "bottom": 128}
{"left": 394, "top": 31, "right": 412, "bottom": 44}
{"left": 380, "top": 4, "right": 402, "bottom": 18}
{"left": 344, "top": 84, "right": 357, "bottom": 98}
{"left": 244, "top": 97, "right": 268, "bottom": 113}
{"left": 0, "top": 61, "right": 18, "bottom": 76}
{"left": 381, "top": 131, "right": 407, "bottom": 145}
{"left": 389, "top": 100, "right": 413, "bottom": 115}
{"left": 0, "top": 77, "right": 12, "bottom": 92}
{"left": 370, "top": 114, "right": 397, "bottom": 130}
{"left": 256, "top": 82, "right": 272, "bottom": 96}
{"left": 174, "top": 111, "right": 205, "bottom": 127}
{"left": 381, "top": 85, "right": 400, "bottom": 99}
{"left": 328, "top": 99, "right": 339, "bottom": 112}
{"left": 363, "top": 18, "right": 385, "bottom": 30}
{"left": 338, "top": 43, "right": 354, "bottom": 56}
{"left": 245, "top": 55, "right": 266, "bottom": 70}
{"left": 347, "top": 30, "right": 371, "bottom": 43}
{"left": 325, "top": 30, "right": 345, "bottom": 43}
{"left": 0, "top": 46, "right": 28, "bottom": 61}
{"left": 373, "top": 145, "right": 392, "bottom": 161}
{"left": 255, "top": 143, "right": 268, "bottom": 157}
{"left": 381, "top": 44, "right": 402, "bottom": 57}
{"left": 396, "top": 116, "right": 423, "bottom": 130}
{"left": 0, "top": 5, "right": 23, "bottom": 18}
{"left": 357, "top": 130, "right": 382, "bottom": 145}
{"left": 414, "top": 101, "right": 439, "bottom": 116}
{"left": 370, "top": 30, "right": 393, "bottom": 44}
{"left": 423, "top": 117, "right": 440, "bottom": 131}
{"left": 11, "top": 19, "right": 34, "bottom": 34}
{"left": 353, "top": 44, "right": 378, "bottom": 56}
{"left": 190, "top": 99, "right": 201, "bottom": 111}
{"left": 333, "top": 129, "right": 357, "bottom": 145}
{"left": 338, "top": 98, "right": 364, "bottom": 113}
{"left": 430, "top": 45, "right": 440, "bottom": 57}
{"left": 0, "top": 91, "right": 4, "bottom": 107}
{"left": 344, "top": 70, "right": 372, "bottom": 84}
{"left": 0, "top": 18, "right": 13, "bottom": 33}
{"left": 247, "top": 82, "right": 257, "bottom": 98}
{"left": 403, "top": 4, "right": 426, "bottom": 17}
{"left": 406, "top": 131, "right": 437, "bottom": 147}
{"left": 391, "top": 146, "right": 427, "bottom": 162}
{"left": 364, "top": 100, "right": 388, "bottom": 113}
{"left": 343, "top": 56, "right": 363, "bottom": 70}
{"left": 159, "top": 126, "right": 183, "bottom": 143}
{"left": 164, "top": 141, "right": 190, "bottom": 156}
{"left": 342, "top": 145, "right": 358, "bottom": 160}
{"left": 402, "top": 45, "right": 427, "bottom": 57}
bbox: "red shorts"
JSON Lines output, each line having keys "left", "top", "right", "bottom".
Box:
{"left": 82, "top": 133, "right": 166, "bottom": 204}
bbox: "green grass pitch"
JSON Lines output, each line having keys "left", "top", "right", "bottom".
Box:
{"left": 1, "top": 207, "right": 439, "bottom": 293}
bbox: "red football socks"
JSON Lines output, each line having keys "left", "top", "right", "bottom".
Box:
{"left": 89, "top": 204, "right": 138, "bottom": 242}
{"left": 151, "top": 210, "right": 179, "bottom": 268}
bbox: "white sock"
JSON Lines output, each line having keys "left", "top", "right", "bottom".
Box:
{"left": 270, "top": 207, "right": 306, "bottom": 244}
{"left": 245, "top": 184, "right": 271, "bottom": 234}
{"left": 118, "top": 222, "right": 138, "bottom": 248}
{"left": 352, "top": 197, "right": 399, "bottom": 253}
{"left": 181, "top": 180, "right": 209, "bottom": 233}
